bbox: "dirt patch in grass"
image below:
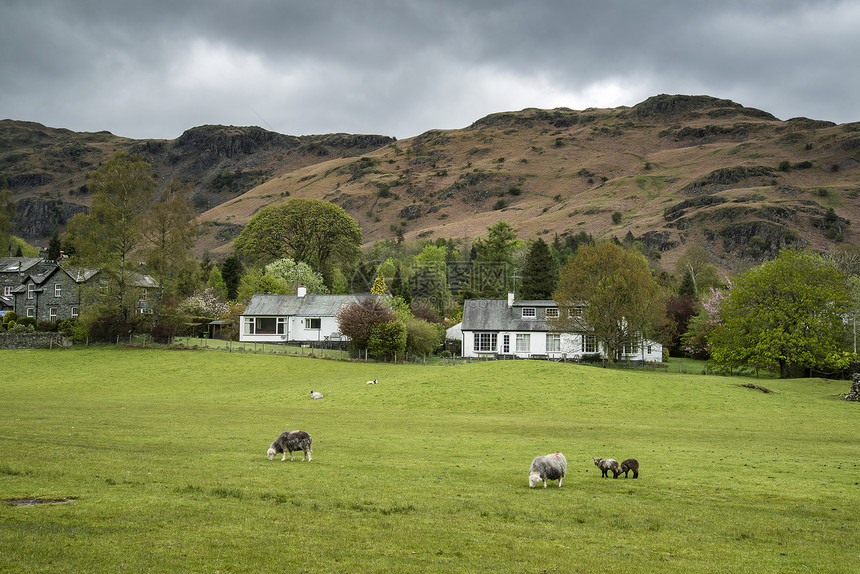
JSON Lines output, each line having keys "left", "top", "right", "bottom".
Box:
{"left": 4, "top": 497, "right": 76, "bottom": 507}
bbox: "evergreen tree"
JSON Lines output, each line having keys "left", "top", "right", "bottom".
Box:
{"left": 519, "top": 238, "right": 558, "bottom": 299}
{"left": 47, "top": 231, "right": 62, "bottom": 260}
{"left": 677, "top": 270, "right": 697, "bottom": 297}
{"left": 371, "top": 273, "right": 388, "bottom": 295}
{"left": 221, "top": 256, "right": 243, "bottom": 301}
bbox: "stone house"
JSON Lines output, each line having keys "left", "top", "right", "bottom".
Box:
{"left": 9, "top": 261, "right": 159, "bottom": 323}
{"left": 1, "top": 258, "right": 48, "bottom": 307}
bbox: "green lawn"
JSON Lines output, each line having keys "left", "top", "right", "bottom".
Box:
{"left": 1, "top": 347, "right": 857, "bottom": 572}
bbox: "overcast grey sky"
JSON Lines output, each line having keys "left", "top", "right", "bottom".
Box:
{"left": 2, "top": 0, "right": 859, "bottom": 140}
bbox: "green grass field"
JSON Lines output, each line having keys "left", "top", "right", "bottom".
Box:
{"left": 1, "top": 347, "right": 857, "bottom": 573}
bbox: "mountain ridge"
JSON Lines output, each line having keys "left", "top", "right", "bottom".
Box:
{"left": 2, "top": 94, "right": 859, "bottom": 275}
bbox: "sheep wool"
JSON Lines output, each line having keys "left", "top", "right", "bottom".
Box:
{"left": 528, "top": 452, "right": 567, "bottom": 488}
{"left": 267, "top": 430, "right": 313, "bottom": 462}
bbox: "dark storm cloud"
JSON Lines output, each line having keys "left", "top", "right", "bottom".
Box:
{"left": 2, "top": 0, "right": 858, "bottom": 139}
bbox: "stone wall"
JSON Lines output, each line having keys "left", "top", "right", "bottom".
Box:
{"left": 845, "top": 373, "right": 860, "bottom": 402}
{"left": 0, "top": 331, "right": 71, "bottom": 349}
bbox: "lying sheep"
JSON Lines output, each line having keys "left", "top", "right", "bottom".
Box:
{"left": 267, "top": 430, "right": 313, "bottom": 462}
{"left": 529, "top": 452, "right": 567, "bottom": 488}
{"left": 310, "top": 390, "right": 324, "bottom": 399}
{"left": 618, "top": 458, "right": 639, "bottom": 478}
{"left": 593, "top": 457, "right": 619, "bottom": 478}
{"left": 366, "top": 379, "right": 378, "bottom": 385}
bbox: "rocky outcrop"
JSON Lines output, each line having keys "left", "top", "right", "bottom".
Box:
{"left": 13, "top": 198, "right": 88, "bottom": 238}
{"left": 631, "top": 94, "right": 776, "bottom": 121}
{"left": 680, "top": 166, "right": 776, "bottom": 196}
{"left": 719, "top": 221, "right": 805, "bottom": 260}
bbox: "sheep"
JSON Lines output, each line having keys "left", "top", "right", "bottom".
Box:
{"left": 593, "top": 457, "right": 619, "bottom": 478}
{"left": 528, "top": 452, "right": 567, "bottom": 488}
{"left": 310, "top": 390, "right": 324, "bottom": 399}
{"left": 618, "top": 458, "right": 639, "bottom": 478}
{"left": 267, "top": 430, "right": 313, "bottom": 462}
{"left": 366, "top": 379, "right": 378, "bottom": 385}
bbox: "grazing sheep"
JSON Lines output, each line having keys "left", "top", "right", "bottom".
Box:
{"left": 618, "top": 458, "right": 639, "bottom": 478}
{"left": 267, "top": 430, "right": 313, "bottom": 462}
{"left": 593, "top": 457, "right": 619, "bottom": 478}
{"left": 310, "top": 391, "right": 324, "bottom": 399}
{"left": 366, "top": 379, "right": 378, "bottom": 385}
{"left": 528, "top": 452, "right": 567, "bottom": 488}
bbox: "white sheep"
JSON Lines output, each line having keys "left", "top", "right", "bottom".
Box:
{"left": 366, "top": 379, "right": 378, "bottom": 385}
{"left": 310, "top": 391, "right": 324, "bottom": 399}
{"left": 529, "top": 452, "right": 567, "bottom": 488}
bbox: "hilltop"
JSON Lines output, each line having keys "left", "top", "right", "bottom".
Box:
{"left": 3, "top": 94, "right": 859, "bottom": 274}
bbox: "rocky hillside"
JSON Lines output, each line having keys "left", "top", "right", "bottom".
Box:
{"left": 3, "top": 94, "right": 860, "bottom": 275}
{"left": 0, "top": 119, "right": 393, "bottom": 236}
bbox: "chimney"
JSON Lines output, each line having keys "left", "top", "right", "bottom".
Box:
{"left": 297, "top": 285, "right": 307, "bottom": 298}
{"left": 507, "top": 292, "right": 515, "bottom": 308}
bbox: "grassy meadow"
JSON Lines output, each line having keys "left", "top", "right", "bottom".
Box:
{"left": 1, "top": 347, "right": 858, "bottom": 573}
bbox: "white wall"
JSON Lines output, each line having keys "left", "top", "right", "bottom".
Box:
{"left": 462, "top": 330, "right": 662, "bottom": 362}
{"left": 239, "top": 315, "right": 345, "bottom": 343}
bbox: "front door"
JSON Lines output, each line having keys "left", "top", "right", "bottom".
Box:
{"left": 502, "top": 334, "right": 510, "bottom": 354}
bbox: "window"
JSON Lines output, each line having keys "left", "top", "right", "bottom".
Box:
{"left": 568, "top": 305, "right": 583, "bottom": 317}
{"left": 26, "top": 308, "right": 35, "bottom": 318}
{"left": 545, "top": 308, "right": 559, "bottom": 318}
{"left": 647, "top": 345, "right": 653, "bottom": 355}
{"left": 255, "top": 317, "right": 277, "bottom": 334}
{"left": 139, "top": 289, "right": 148, "bottom": 303}
{"left": 49, "top": 308, "right": 57, "bottom": 322}
{"left": 521, "top": 308, "right": 536, "bottom": 319}
{"left": 502, "top": 334, "right": 510, "bottom": 354}
{"left": 582, "top": 334, "right": 596, "bottom": 353}
{"left": 474, "top": 332, "right": 497, "bottom": 352}
{"left": 304, "top": 318, "right": 321, "bottom": 330}
{"left": 547, "top": 333, "right": 561, "bottom": 353}
{"left": 516, "top": 333, "right": 530, "bottom": 353}
{"left": 624, "top": 339, "right": 639, "bottom": 355}
{"left": 3, "top": 286, "right": 10, "bottom": 296}
{"left": 27, "top": 284, "right": 34, "bottom": 300}
{"left": 54, "top": 284, "right": 62, "bottom": 298}
{"left": 71, "top": 307, "right": 79, "bottom": 318}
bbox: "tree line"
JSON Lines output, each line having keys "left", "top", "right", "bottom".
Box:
{"left": 14, "top": 151, "right": 860, "bottom": 375}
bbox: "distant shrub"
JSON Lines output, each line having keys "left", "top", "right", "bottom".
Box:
{"left": 17, "top": 317, "right": 37, "bottom": 329}
{"left": 612, "top": 211, "right": 622, "bottom": 224}
{"left": 493, "top": 199, "right": 508, "bottom": 210}
{"left": 778, "top": 160, "right": 791, "bottom": 172}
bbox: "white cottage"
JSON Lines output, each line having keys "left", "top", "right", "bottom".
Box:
{"left": 240, "top": 288, "right": 380, "bottom": 344}
{"left": 460, "top": 293, "right": 662, "bottom": 362}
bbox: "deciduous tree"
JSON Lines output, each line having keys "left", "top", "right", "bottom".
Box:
{"left": 709, "top": 249, "right": 851, "bottom": 377}
{"left": 233, "top": 198, "right": 362, "bottom": 282}
{"left": 549, "top": 242, "right": 664, "bottom": 362}
{"left": 67, "top": 152, "right": 156, "bottom": 321}
{"left": 143, "top": 178, "right": 197, "bottom": 305}
{"left": 265, "top": 257, "right": 328, "bottom": 294}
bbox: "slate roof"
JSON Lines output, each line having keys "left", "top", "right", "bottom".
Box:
{"left": 0, "top": 257, "right": 42, "bottom": 274}
{"left": 461, "top": 299, "right": 559, "bottom": 332}
{"left": 242, "top": 293, "right": 382, "bottom": 317}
